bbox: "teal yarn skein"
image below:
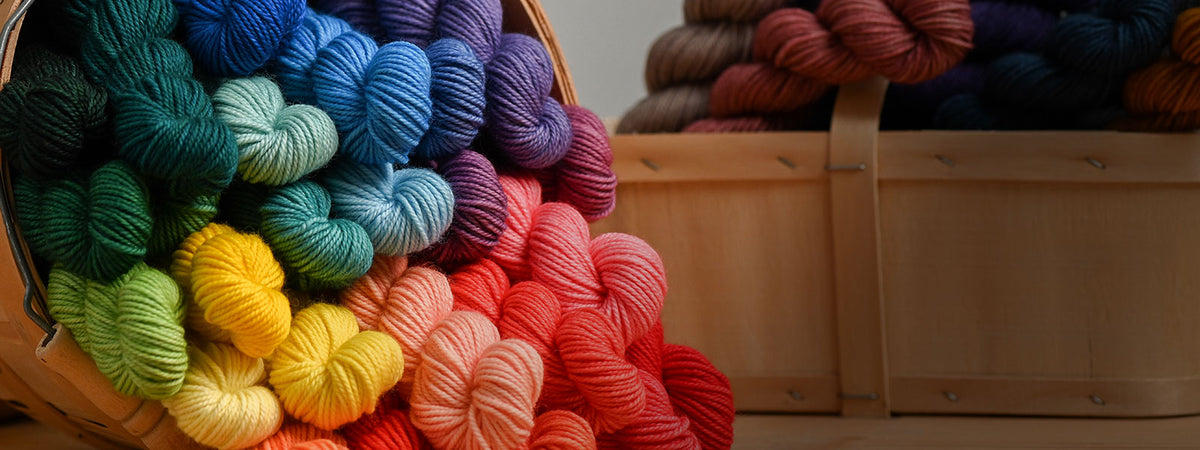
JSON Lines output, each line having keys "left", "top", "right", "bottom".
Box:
{"left": 46, "top": 263, "right": 187, "bottom": 400}
{"left": 213, "top": 77, "right": 338, "bottom": 186}
{"left": 14, "top": 161, "right": 152, "bottom": 283}
{"left": 66, "top": 0, "right": 238, "bottom": 195}
{"left": 322, "top": 160, "right": 454, "bottom": 256}
{"left": 0, "top": 47, "right": 110, "bottom": 180}
{"left": 261, "top": 180, "right": 374, "bottom": 290}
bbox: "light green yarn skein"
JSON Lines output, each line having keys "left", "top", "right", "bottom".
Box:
{"left": 47, "top": 263, "right": 188, "bottom": 400}
{"left": 213, "top": 77, "right": 337, "bottom": 185}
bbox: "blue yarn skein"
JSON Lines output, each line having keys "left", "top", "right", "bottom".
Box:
{"left": 321, "top": 159, "right": 454, "bottom": 256}
{"left": 176, "top": 2, "right": 433, "bottom": 165}
{"left": 416, "top": 38, "right": 486, "bottom": 161}
{"left": 174, "top": 0, "right": 305, "bottom": 77}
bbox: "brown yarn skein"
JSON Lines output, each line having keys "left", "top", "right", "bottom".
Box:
{"left": 685, "top": 0, "right": 790, "bottom": 23}
{"left": 617, "top": 84, "right": 712, "bottom": 134}
{"left": 644, "top": 23, "right": 755, "bottom": 92}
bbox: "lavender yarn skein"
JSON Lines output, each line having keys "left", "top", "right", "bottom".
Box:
{"left": 485, "top": 33, "right": 571, "bottom": 169}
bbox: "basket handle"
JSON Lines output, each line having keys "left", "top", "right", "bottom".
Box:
{"left": 0, "top": 0, "right": 56, "bottom": 338}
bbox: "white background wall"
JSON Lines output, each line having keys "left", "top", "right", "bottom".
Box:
{"left": 541, "top": 2, "right": 683, "bottom": 120}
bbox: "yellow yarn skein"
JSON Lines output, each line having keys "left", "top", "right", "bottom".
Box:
{"left": 172, "top": 223, "right": 291, "bottom": 358}
{"left": 163, "top": 342, "right": 284, "bottom": 450}
{"left": 270, "top": 303, "right": 404, "bottom": 430}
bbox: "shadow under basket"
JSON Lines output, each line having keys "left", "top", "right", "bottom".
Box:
{"left": 596, "top": 77, "right": 1200, "bottom": 418}
{"left": 0, "top": 0, "right": 578, "bottom": 447}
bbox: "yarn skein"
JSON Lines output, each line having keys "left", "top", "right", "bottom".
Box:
{"left": 617, "top": 84, "right": 712, "bottom": 134}
{"left": 69, "top": 0, "right": 239, "bottom": 195}
{"left": 538, "top": 105, "right": 617, "bottom": 222}
{"left": 408, "top": 311, "right": 545, "bottom": 450}
{"left": 421, "top": 150, "right": 508, "bottom": 266}
{"left": 171, "top": 223, "right": 292, "bottom": 358}
{"left": 312, "top": 0, "right": 381, "bottom": 37}
{"left": 684, "top": 0, "right": 790, "bottom": 23}
{"left": 255, "top": 422, "right": 349, "bottom": 450}
{"left": 260, "top": 180, "right": 375, "bottom": 291}
{"left": 375, "top": 0, "right": 503, "bottom": 64}
{"left": 1118, "top": 8, "right": 1200, "bottom": 131}
{"left": 163, "top": 341, "right": 284, "bottom": 450}
{"left": 0, "top": 47, "right": 110, "bottom": 180}
{"left": 15, "top": 161, "right": 152, "bottom": 283}
{"left": 341, "top": 389, "right": 432, "bottom": 450}
{"left": 484, "top": 33, "right": 573, "bottom": 169}
{"left": 212, "top": 77, "right": 338, "bottom": 186}
{"left": 415, "top": 38, "right": 487, "bottom": 161}
{"left": 147, "top": 188, "right": 219, "bottom": 262}
{"left": 46, "top": 264, "right": 187, "bottom": 400}
{"left": 269, "top": 303, "right": 405, "bottom": 430}
{"left": 644, "top": 23, "right": 754, "bottom": 92}
{"left": 339, "top": 255, "right": 453, "bottom": 388}
{"left": 322, "top": 159, "right": 455, "bottom": 256}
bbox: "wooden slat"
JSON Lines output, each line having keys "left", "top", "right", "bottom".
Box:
{"left": 891, "top": 376, "right": 1200, "bottom": 417}
{"left": 608, "top": 132, "right": 829, "bottom": 183}
{"left": 879, "top": 131, "right": 1200, "bottom": 183}
{"left": 827, "top": 76, "right": 891, "bottom": 417}
{"left": 730, "top": 376, "right": 840, "bottom": 413}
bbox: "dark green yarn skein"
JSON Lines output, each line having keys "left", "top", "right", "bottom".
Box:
{"left": 14, "top": 161, "right": 153, "bottom": 283}
{"left": 261, "top": 180, "right": 373, "bottom": 291}
{"left": 148, "top": 188, "right": 219, "bottom": 262}
{"left": 67, "top": 0, "right": 237, "bottom": 195}
{"left": 0, "top": 47, "right": 110, "bottom": 180}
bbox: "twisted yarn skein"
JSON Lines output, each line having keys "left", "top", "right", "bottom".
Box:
{"left": 484, "top": 33, "right": 573, "bottom": 169}
{"left": 537, "top": 105, "right": 617, "bottom": 222}
{"left": 171, "top": 223, "right": 292, "bottom": 358}
{"left": 269, "top": 303, "right": 405, "bottom": 430}
{"left": 685, "top": 0, "right": 789, "bottom": 23}
{"left": 342, "top": 389, "right": 431, "bottom": 450}
{"left": 0, "top": 47, "right": 110, "bottom": 180}
{"left": 415, "top": 38, "right": 487, "bottom": 161}
{"left": 15, "top": 161, "right": 152, "bottom": 283}
{"left": 212, "top": 77, "right": 338, "bottom": 186}
{"left": 260, "top": 180, "right": 374, "bottom": 290}
{"left": 421, "top": 150, "right": 508, "bottom": 266}
{"left": 255, "top": 422, "right": 349, "bottom": 450}
{"left": 147, "top": 188, "right": 219, "bottom": 262}
{"left": 322, "top": 160, "right": 455, "bottom": 256}
{"left": 644, "top": 23, "right": 755, "bottom": 92}
{"left": 339, "top": 255, "right": 453, "bottom": 388}
{"left": 312, "top": 0, "right": 381, "bottom": 37}
{"left": 1118, "top": 8, "right": 1200, "bottom": 131}
{"left": 68, "top": 0, "right": 239, "bottom": 195}
{"left": 529, "top": 411, "right": 597, "bottom": 450}
{"left": 46, "top": 264, "right": 187, "bottom": 399}
{"left": 163, "top": 341, "right": 284, "bottom": 450}
{"left": 616, "top": 84, "right": 712, "bottom": 134}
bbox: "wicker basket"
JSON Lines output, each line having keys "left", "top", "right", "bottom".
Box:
{"left": 596, "top": 77, "right": 1200, "bottom": 418}
{"left": 0, "top": 0, "right": 577, "bottom": 447}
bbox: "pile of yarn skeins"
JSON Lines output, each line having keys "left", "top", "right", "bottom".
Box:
{"left": 619, "top": 0, "right": 1200, "bottom": 133}
{"left": 0, "top": 0, "right": 735, "bottom": 449}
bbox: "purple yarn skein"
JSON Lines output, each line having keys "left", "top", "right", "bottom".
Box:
{"left": 422, "top": 149, "right": 507, "bottom": 266}
{"left": 485, "top": 33, "right": 571, "bottom": 169}
{"left": 378, "top": 0, "right": 503, "bottom": 64}
{"left": 312, "top": 0, "right": 383, "bottom": 37}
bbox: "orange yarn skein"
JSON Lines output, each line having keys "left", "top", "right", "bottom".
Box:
{"left": 1120, "top": 8, "right": 1200, "bottom": 131}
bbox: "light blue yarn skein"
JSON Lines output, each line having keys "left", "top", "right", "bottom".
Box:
{"left": 322, "top": 159, "right": 454, "bottom": 256}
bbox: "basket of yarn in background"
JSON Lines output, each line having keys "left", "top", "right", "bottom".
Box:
{"left": 593, "top": 0, "right": 1200, "bottom": 420}
{"left": 0, "top": 0, "right": 735, "bottom": 448}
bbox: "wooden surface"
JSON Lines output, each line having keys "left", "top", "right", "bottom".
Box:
{"left": 827, "top": 76, "right": 891, "bottom": 417}
{"left": 732, "top": 414, "right": 1200, "bottom": 449}
{"left": 608, "top": 132, "right": 828, "bottom": 183}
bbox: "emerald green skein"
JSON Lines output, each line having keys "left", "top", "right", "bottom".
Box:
{"left": 69, "top": 0, "right": 237, "bottom": 195}
{"left": 148, "top": 189, "right": 219, "bottom": 260}
{"left": 0, "top": 48, "right": 110, "bottom": 180}
{"left": 47, "top": 263, "right": 187, "bottom": 400}
{"left": 261, "top": 180, "right": 373, "bottom": 291}
{"left": 213, "top": 77, "right": 338, "bottom": 186}
{"left": 14, "top": 161, "right": 152, "bottom": 283}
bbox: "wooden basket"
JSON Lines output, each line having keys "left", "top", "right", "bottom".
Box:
{"left": 595, "top": 77, "right": 1200, "bottom": 418}
{"left": 0, "top": 0, "right": 577, "bottom": 447}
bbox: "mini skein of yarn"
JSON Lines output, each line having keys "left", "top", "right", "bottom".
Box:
{"left": 617, "top": 84, "right": 713, "bottom": 134}
{"left": 14, "top": 161, "right": 152, "bottom": 283}
{"left": 312, "top": 0, "right": 382, "bottom": 37}
{"left": 341, "top": 389, "right": 431, "bottom": 450}
{"left": 484, "top": 33, "right": 572, "bottom": 169}
{"left": 260, "top": 180, "right": 374, "bottom": 290}
{"left": 684, "top": 0, "right": 789, "bottom": 23}
{"left": 46, "top": 264, "right": 187, "bottom": 400}
{"left": 269, "top": 303, "right": 405, "bottom": 430}
{"left": 147, "top": 189, "right": 219, "bottom": 262}
{"left": 537, "top": 105, "right": 617, "bottom": 222}
{"left": 0, "top": 47, "right": 109, "bottom": 180}
{"left": 255, "top": 422, "right": 349, "bottom": 450}
{"left": 163, "top": 341, "right": 284, "bottom": 450}
{"left": 212, "top": 77, "right": 338, "bottom": 186}
{"left": 421, "top": 150, "right": 508, "bottom": 266}
{"left": 414, "top": 38, "right": 486, "bottom": 161}
{"left": 644, "top": 23, "right": 755, "bottom": 92}
{"left": 375, "top": 0, "right": 502, "bottom": 64}
{"left": 171, "top": 223, "right": 292, "bottom": 358}
{"left": 68, "top": 0, "right": 239, "bottom": 195}
{"left": 321, "top": 160, "right": 455, "bottom": 256}
{"left": 339, "top": 255, "right": 453, "bottom": 388}
{"left": 1118, "top": 8, "right": 1200, "bottom": 131}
